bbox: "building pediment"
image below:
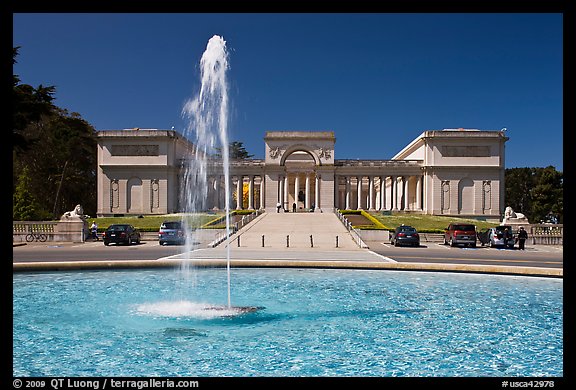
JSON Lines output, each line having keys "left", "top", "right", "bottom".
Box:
{"left": 265, "top": 131, "right": 335, "bottom": 166}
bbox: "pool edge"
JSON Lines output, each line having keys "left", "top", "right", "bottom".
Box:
{"left": 13, "top": 259, "right": 563, "bottom": 278}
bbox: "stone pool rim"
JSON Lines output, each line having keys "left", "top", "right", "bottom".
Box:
{"left": 13, "top": 259, "right": 562, "bottom": 278}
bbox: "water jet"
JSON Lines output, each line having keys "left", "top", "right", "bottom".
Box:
{"left": 179, "top": 35, "right": 253, "bottom": 315}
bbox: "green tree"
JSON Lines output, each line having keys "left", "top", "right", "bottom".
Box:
{"left": 13, "top": 166, "right": 48, "bottom": 220}
{"left": 215, "top": 141, "right": 254, "bottom": 160}
{"left": 530, "top": 166, "right": 563, "bottom": 223}
{"left": 13, "top": 47, "right": 56, "bottom": 155}
{"left": 14, "top": 109, "right": 98, "bottom": 219}
{"left": 13, "top": 47, "right": 98, "bottom": 219}
{"left": 505, "top": 167, "right": 563, "bottom": 224}
{"left": 504, "top": 167, "right": 533, "bottom": 215}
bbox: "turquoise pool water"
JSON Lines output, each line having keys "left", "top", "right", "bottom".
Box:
{"left": 13, "top": 268, "right": 562, "bottom": 377}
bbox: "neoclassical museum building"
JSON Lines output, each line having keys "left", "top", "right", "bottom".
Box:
{"left": 96, "top": 129, "right": 508, "bottom": 221}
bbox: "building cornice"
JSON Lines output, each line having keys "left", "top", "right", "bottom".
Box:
{"left": 265, "top": 131, "right": 335, "bottom": 141}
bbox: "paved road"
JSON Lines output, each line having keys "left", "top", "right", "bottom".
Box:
{"left": 13, "top": 212, "right": 563, "bottom": 277}
{"left": 13, "top": 238, "right": 563, "bottom": 270}
{"left": 366, "top": 240, "right": 563, "bottom": 269}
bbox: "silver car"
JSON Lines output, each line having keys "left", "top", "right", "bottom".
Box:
{"left": 158, "top": 221, "right": 186, "bottom": 245}
{"left": 488, "top": 226, "right": 515, "bottom": 248}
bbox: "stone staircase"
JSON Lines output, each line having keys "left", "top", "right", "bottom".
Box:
{"left": 225, "top": 211, "right": 360, "bottom": 250}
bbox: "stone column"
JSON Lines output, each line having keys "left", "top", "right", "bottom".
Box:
{"left": 315, "top": 174, "right": 320, "bottom": 211}
{"left": 380, "top": 176, "right": 386, "bottom": 211}
{"left": 345, "top": 176, "right": 351, "bottom": 210}
{"left": 259, "top": 176, "right": 265, "bottom": 210}
{"left": 305, "top": 173, "right": 311, "bottom": 209}
{"left": 279, "top": 175, "right": 284, "bottom": 209}
{"left": 368, "top": 176, "right": 375, "bottom": 211}
{"left": 403, "top": 176, "right": 409, "bottom": 210}
{"left": 236, "top": 176, "right": 242, "bottom": 210}
{"left": 356, "top": 176, "right": 362, "bottom": 210}
{"left": 397, "top": 176, "right": 402, "bottom": 210}
{"left": 248, "top": 175, "right": 254, "bottom": 210}
{"left": 294, "top": 174, "right": 300, "bottom": 211}
{"left": 416, "top": 175, "right": 422, "bottom": 211}
{"left": 283, "top": 175, "right": 289, "bottom": 211}
{"left": 391, "top": 176, "right": 398, "bottom": 210}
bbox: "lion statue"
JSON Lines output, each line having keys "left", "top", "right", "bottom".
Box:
{"left": 502, "top": 206, "right": 528, "bottom": 224}
{"left": 60, "top": 204, "right": 86, "bottom": 220}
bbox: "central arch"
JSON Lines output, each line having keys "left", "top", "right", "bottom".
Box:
{"left": 280, "top": 144, "right": 321, "bottom": 166}
{"left": 282, "top": 149, "right": 319, "bottom": 212}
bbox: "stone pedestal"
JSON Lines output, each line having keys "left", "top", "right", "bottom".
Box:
{"left": 500, "top": 221, "right": 531, "bottom": 236}
{"left": 55, "top": 219, "right": 87, "bottom": 242}
{"left": 500, "top": 217, "right": 530, "bottom": 230}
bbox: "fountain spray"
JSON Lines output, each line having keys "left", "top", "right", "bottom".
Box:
{"left": 181, "top": 35, "right": 232, "bottom": 308}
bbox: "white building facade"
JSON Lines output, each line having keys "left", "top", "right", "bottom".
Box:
{"left": 96, "top": 129, "right": 508, "bottom": 221}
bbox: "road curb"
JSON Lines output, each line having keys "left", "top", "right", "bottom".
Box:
{"left": 13, "top": 258, "right": 562, "bottom": 278}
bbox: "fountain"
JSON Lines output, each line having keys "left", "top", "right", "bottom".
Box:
{"left": 171, "top": 35, "right": 256, "bottom": 315}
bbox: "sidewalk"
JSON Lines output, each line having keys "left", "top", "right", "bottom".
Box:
{"left": 166, "top": 247, "right": 394, "bottom": 263}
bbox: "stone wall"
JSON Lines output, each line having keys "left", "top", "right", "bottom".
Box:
{"left": 13, "top": 220, "right": 87, "bottom": 243}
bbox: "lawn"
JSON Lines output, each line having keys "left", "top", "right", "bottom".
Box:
{"left": 367, "top": 212, "right": 501, "bottom": 233}
{"left": 91, "top": 213, "right": 225, "bottom": 232}
{"left": 89, "top": 211, "right": 501, "bottom": 233}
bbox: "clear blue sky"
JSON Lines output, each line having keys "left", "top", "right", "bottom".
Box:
{"left": 12, "top": 13, "right": 563, "bottom": 171}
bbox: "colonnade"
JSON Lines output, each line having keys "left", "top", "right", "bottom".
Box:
{"left": 203, "top": 173, "right": 424, "bottom": 212}
{"left": 205, "top": 174, "right": 265, "bottom": 211}
{"left": 276, "top": 171, "right": 320, "bottom": 211}
{"left": 336, "top": 174, "right": 424, "bottom": 211}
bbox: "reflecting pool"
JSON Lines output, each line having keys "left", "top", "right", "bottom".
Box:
{"left": 13, "top": 268, "right": 562, "bottom": 377}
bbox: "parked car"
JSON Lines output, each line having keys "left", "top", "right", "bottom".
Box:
{"left": 487, "top": 225, "right": 515, "bottom": 248}
{"left": 390, "top": 225, "right": 420, "bottom": 247}
{"left": 158, "top": 221, "right": 186, "bottom": 245}
{"left": 102, "top": 224, "right": 141, "bottom": 246}
{"left": 444, "top": 223, "right": 477, "bottom": 247}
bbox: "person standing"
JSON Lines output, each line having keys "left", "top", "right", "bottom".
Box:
{"left": 517, "top": 226, "right": 528, "bottom": 250}
{"left": 90, "top": 221, "right": 98, "bottom": 240}
{"left": 504, "top": 227, "right": 511, "bottom": 241}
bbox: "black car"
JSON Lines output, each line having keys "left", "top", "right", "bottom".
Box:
{"left": 390, "top": 225, "right": 420, "bottom": 247}
{"left": 102, "top": 224, "right": 141, "bottom": 246}
{"left": 158, "top": 221, "right": 186, "bottom": 245}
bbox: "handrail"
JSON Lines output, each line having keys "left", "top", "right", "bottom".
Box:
{"left": 333, "top": 209, "right": 369, "bottom": 248}
{"left": 209, "top": 209, "right": 264, "bottom": 248}
{"left": 530, "top": 224, "right": 563, "bottom": 245}
{"left": 13, "top": 221, "right": 58, "bottom": 234}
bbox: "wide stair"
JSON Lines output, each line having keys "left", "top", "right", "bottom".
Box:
{"left": 227, "top": 211, "right": 360, "bottom": 250}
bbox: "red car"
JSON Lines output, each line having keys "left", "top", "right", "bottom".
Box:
{"left": 444, "top": 223, "right": 477, "bottom": 247}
